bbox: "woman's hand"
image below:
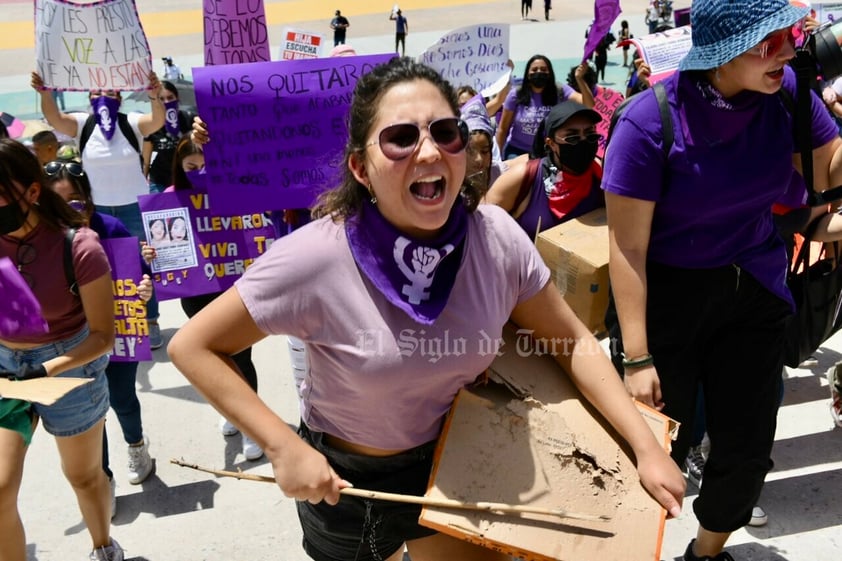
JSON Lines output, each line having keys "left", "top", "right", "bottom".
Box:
{"left": 137, "top": 274, "right": 153, "bottom": 302}
{"left": 623, "top": 364, "right": 664, "bottom": 410}
{"left": 30, "top": 71, "right": 48, "bottom": 92}
{"left": 192, "top": 116, "right": 210, "bottom": 145}
{"left": 147, "top": 71, "right": 162, "bottom": 99}
{"left": 270, "top": 437, "right": 351, "bottom": 505}
{"left": 635, "top": 444, "right": 685, "bottom": 518}
{"left": 140, "top": 242, "right": 157, "bottom": 264}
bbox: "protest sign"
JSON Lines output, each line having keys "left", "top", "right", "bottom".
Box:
{"left": 138, "top": 190, "right": 276, "bottom": 300}
{"left": 583, "top": 0, "right": 621, "bottom": 61}
{"left": 592, "top": 86, "right": 624, "bottom": 158}
{"left": 193, "top": 53, "right": 393, "bottom": 214}
{"left": 628, "top": 25, "right": 692, "bottom": 84}
{"left": 34, "top": 0, "right": 152, "bottom": 91}
{"left": 279, "top": 27, "right": 324, "bottom": 60}
{"left": 0, "top": 257, "right": 47, "bottom": 338}
{"left": 418, "top": 24, "right": 510, "bottom": 97}
{"left": 816, "top": 3, "right": 842, "bottom": 23}
{"left": 101, "top": 238, "right": 152, "bottom": 362}
{"left": 203, "top": 0, "right": 270, "bottom": 66}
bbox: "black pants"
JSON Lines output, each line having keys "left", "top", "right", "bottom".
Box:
{"left": 606, "top": 262, "right": 790, "bottom": 532}
{"left": 180, "top": 292, "right": 258, "bottom": 391}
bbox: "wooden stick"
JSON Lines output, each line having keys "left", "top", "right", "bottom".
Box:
{"left": 170, "top": 458, "right": 610, "bottom": 522}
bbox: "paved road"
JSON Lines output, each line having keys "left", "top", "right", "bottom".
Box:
{"left": 4, "top": 1, "right": 842, "bottom": 560}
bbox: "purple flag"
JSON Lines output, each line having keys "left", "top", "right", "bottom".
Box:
{"left": 193, "top": 53, "right": 393, "bottom": 215}
{"left": 583, "top": 0, "right": 622, "bottom": 62}
{"left": 203, "top": 0, "right": 270, "bottom": 66}
{"left": 0, "top": 257, "right": 48, "bottom": 338}
{"left": 101, "top": 238, "right": 153, "bottom": 362}
{"left": 137, "top": 189, "right": 277, "bottom": 300}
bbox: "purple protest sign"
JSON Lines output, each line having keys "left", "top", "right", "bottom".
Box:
{"left": 583, "top": 0, "right": 622, "bottom": 62}
{"left": 101, "top": 238, "right": 152, "bottom": 362}
{"left": 0, "top": 257, "right": 48, "bottom": 338}
{"left": 138, "top": 189, "right": 276, "bottom": 300}
{"left": 203, "top": 0, "right": 270, "bottom": 66}
{"left": 193, "top": 53, "right": 394, "bottom": 215}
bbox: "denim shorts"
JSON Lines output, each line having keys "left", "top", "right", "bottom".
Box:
{"left": 297, "top": 424, "right": 438, "bottom": 561}
{"left": 0, "top": 328, "right": 109, "bottom": 437}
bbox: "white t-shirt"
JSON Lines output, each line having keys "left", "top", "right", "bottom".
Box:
{"left": 72, "top": 112, "right": 147, "bottom": 206}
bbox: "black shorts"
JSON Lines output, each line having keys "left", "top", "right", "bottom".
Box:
{"left": 297, "top": 424, "right": 438, "bottom": 561}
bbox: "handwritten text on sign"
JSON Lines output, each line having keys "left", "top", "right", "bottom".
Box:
{"left": 138, "top": 189, "right": 276, "bottom": 300}
{"left": 101, "top": 238, "right": 152, "bottom": 362}
{"left": 34, "top": 0, "right": 152, "bottom": 91}
{"left": 203, "top": 0, "right": 270, "bottom": 66}
{"left": 419, "top": 24, "right": 510, "bottom": 97}
{"left": 193, "top": 53, "right": 393, "bottom": 214}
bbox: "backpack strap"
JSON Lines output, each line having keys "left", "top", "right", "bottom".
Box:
{"left": 63, "top": 228, "right": 79, "bottom": 297}
{"left": 512, "top": 157, "right": 542, "bottom": 214}
{"left": 79, "top": 113, "right": 140, "bottom": 156}
{"left": 652, "top": 81, "right": 673, "bottom": 153}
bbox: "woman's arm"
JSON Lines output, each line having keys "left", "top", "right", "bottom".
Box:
{"left": 572, "top": 63, "right": 596, "bottom": 108}
{"left": 496, "top": 108, "right": 514, "bottom": 152}
{"left": 41, "top": 272, "right": 114, "bottom": 376}
{"left": 604, "top": 191, "right": 663, "bottom": 409}
{"left": 483, "top": 156, "right": 528, "bottom": 212}
{"left": 142, "top": 139, "right": 153, "bottom": 178}
{"left": 31, "top": 72, "right": 78, "bottom": 138}
{"left": 510, "top": 282, "right": 685, "bottom": 516}
{"left": 168, "top": 287, "right": 349, "bottom": 504}
{"left": 137, "top": 72, "right": 166, "bottom": 137}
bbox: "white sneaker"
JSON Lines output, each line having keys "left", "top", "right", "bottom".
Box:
{"left": 127, "top": 436, "right": 154, "bottom": 485}
{"left": 748, "top": 505, "right": 768, "bottom": 527}
{"left": 219, "top": 417, "right": 239, "bottom": 436}
{"left": 242, "top": 435, "right": 264, "bottom": 461}
{"left": 109, "top": 477, "right": 117, "bottom": 519}
{"left": 89, "top": 538, "right": 124, "bottom": 561}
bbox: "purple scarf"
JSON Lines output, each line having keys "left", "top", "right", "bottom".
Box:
{"left": 164, "top": 100, "right": 180, "bottom": 138}
{"left": 345, "top": 200, "right": 468, "bottom": 324}
{"left": 91, "top": 96, "right": 121, "bottom": 141}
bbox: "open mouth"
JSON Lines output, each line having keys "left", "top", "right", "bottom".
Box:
{"left": 410, "top": 176, "right": 446, "bottom": 201}
{"left": 766, "top": 67, "right": 785, "bottom": 79}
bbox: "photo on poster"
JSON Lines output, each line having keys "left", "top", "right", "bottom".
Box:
{"left": 141, "top": 207, "right": 198, "bottom": 272}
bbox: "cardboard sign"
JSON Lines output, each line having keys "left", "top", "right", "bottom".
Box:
{"left": 592, "top": 86, "right": 624, "bottom": 159}
{"left": 34, "top": 0, "right": 152, "bottom": 91}
{"left": 137, "top": 189, "right": 276, "bottom": 300}
{"left": 203, "top": 0, "right": 270, "bottom": 66}
{"left": 420, "top": 325, "right": 678, "bottom": 561}
{"left": 279, "top": 27, "right": 324, "bottom": 60}
{"left": 101, "top": 238, "right": 152, "bottom": 362}
{"left": 193, "top": 53, "right": 393, "bottom": 214}
{"left": 418, "top": 24, "right": 511, "bottom": 97}
{"left": 0, "top": 377, "right": 93, "bottom": 406}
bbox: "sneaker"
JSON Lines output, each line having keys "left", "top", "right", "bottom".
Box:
{"left": 127, "top": 435, "right": 154, "bottom": 485}
{"left": 89, "top": 538, "right": 124, "bottom": 561}
{"left": 242, "top": 435, "right": 264, "bottom": 461}
{"left": 684, "top": 444, "right": 706, "bottom": 488}
{"left": 829, "top": 363, "right": 842, "bottom": 428}
{"left": 748, "top": 505, "right": 768, "bottom": 527}
{"left": 219, "top": 417, "right": 239, "bottom": 436}
{"left": 148, "top": 321, "right": 163, "bottom": 350}
{"left": 683, "top": 539, "right": 735, "bottom": 561}
{"left": 109, "top": 477, "right": 117, "bottom": 519}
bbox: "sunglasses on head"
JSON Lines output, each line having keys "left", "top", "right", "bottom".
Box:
{"left": 554, "top": 132, "right": 604, "bottom": 146}
{"left": 45, "top": 160, "right": 84, "bottom": 178}
{"left": 367, "top": 118, "right": 469, "bottom": 161}
{"left": 746, "top": 27, "right": 795, "bottom": 59}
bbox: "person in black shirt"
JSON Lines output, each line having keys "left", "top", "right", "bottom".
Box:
{"left": 330, "top": 10, "right": 350, "bottom": 46}
{"left": 142, "top": 81, "right": 193, "bottom": 193}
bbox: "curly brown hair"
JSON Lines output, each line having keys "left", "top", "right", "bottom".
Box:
{"left": 311, "top": 57, "right": 481, "bottom": 221}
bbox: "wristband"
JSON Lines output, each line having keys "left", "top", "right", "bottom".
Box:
{"left": 621, "top": 353, "right": 654, "bottom": 369}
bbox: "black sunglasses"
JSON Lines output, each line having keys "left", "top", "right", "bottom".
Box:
{"left": 367, "top": 118, "right": 469, "bottom": 161}
{"left": 45, "top": 160, "right": 85, "bottom": 177}
{"left": 554, "top": 133, "right": 604, "bottom": 146}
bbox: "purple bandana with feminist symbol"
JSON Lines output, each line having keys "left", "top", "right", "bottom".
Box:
{"left": 345, "top": 199, "right": 468, "bottom": 325}
{"left": 91, "top": 96, "right": 121, "bottom": 141}
{"left": 164, "top": 99, "right": 180, "bottom": 138}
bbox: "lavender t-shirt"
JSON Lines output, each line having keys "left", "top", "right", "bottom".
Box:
{"left": 236, "top": 205, "right": 550, "bottom": 450}
{"left": 502, "top": 85, "right": 575, "bottom": 151}
{"left": 602, "top": 67, "right": 838, "bottom": 307}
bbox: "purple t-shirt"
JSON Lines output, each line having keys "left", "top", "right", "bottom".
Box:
{"left": 602, "top": 67, "right": 838, "bottom": 307}
{"left": 502, "top": 85, "right": 575, "bottom": 151}
{"left": 236, "top": 205, "right": 550, "bottom": 450}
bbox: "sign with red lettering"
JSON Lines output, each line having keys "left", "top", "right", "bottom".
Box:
{"left": 34, "top": 0, "right": 152, "bottom": 91}
{"left": 279, "top": 27, "right": 324, "bottom": 60}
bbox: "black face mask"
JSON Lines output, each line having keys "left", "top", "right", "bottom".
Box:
{"left": 529, "top": 72, "right": 550, "bottom": 88}
{"left": 0, "top": 199, "right": 28, "bottom": 235}
{"left": 553, "top": 141, "right": 598, "bottom": 175}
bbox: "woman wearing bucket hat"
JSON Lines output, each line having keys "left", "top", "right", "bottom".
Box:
{"left": 602, "top": 0, "right": 842, "bottom": 559}
{"left": 486, "top": 100, "right": 604, "bottom": 239}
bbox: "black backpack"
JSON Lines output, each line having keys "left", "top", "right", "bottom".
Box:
{"left": 78, "top": 113, "right": 140, "bottom": 156}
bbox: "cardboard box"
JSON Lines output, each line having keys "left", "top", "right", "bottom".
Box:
{"left": 535, "top": 208, "right": 609, "bottom": 335}
{"left": 419, "top": 326, "right": 678, "bottom": 561}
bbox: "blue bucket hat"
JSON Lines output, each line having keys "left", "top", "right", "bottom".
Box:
{"left": 678, "top": 0, "right": 809, "bottom": 71}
